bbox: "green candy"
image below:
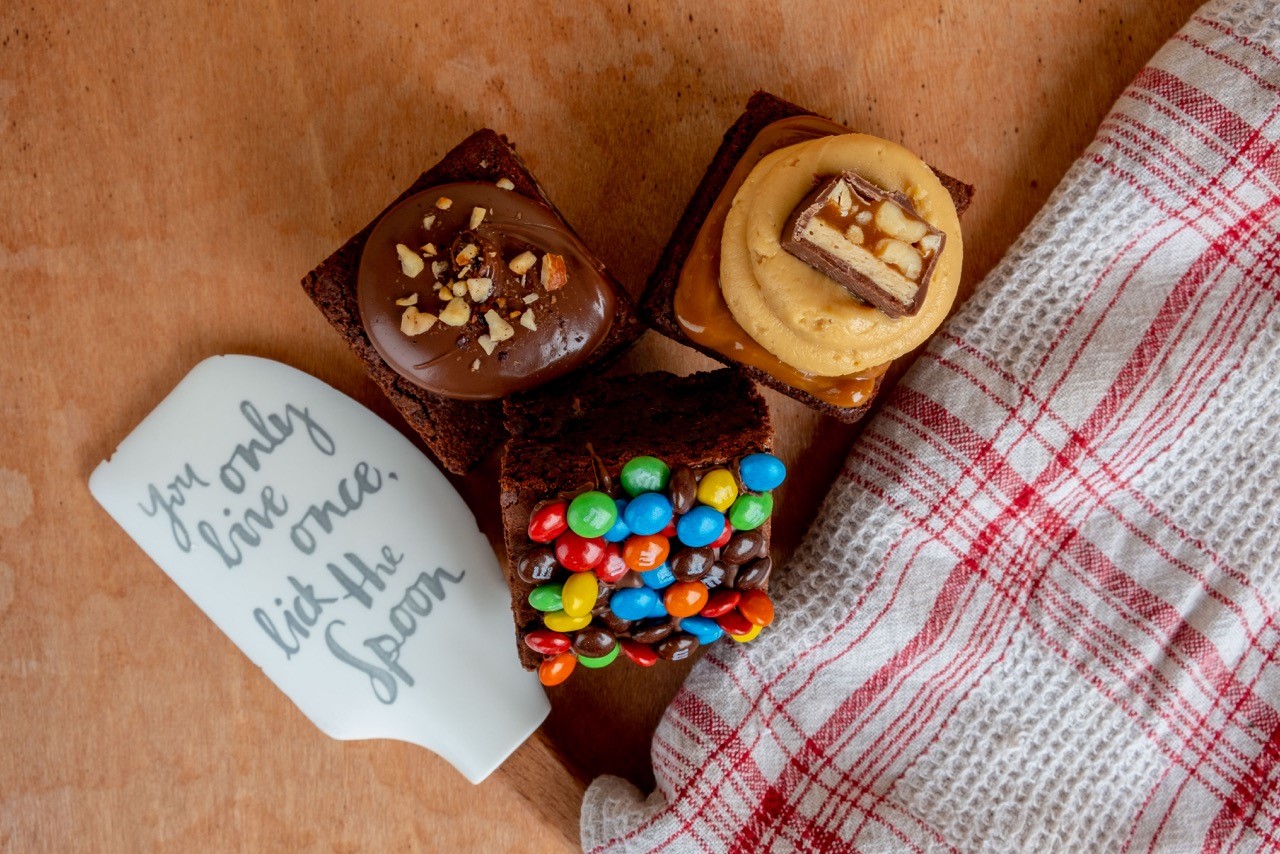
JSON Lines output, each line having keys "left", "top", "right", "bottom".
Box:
{"left": 729, "top": 492, "right": 773, "bottom": 531}
{"left": 620, "top": 456, "right": 670, "bottom": 497}
{"left": 576, "top": 644, "right": 621, "bottom": 669}
{"left": 528, "top": 583, "right": 564, "bottom": 612}
{"left": 567, "top": 490, "right": 618, "bottom": 538}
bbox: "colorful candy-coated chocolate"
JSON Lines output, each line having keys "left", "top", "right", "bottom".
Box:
{"left": 664, "top": 580, "right": 709, "bottom": 617}
{"left": 670, "top": 546, "right": 714, "bottom": 582}
{"left": 641, "top": 564, "right": 676, "bottom": 589}
{"left": 524, "top": 629, "right": 571, "bottom": 656}
{"left": 669, "top": 465, "right": 697, "bottom": 514}
{"left": 620, "top": 639, "right": 659, "bottom": 667}
{"left": 738, "top": 589, "right": 775, "bottom": 627}
{"left": 528, "top": 582, "right": 563, "bottom": 612}
{"left": 647, "top": 596, "right": 670, "bottom": 619}
{"left": 555, "top": 531, "right": 606, "bottom": 571}
{"left": 620, "top": 455, "right": 670, "bottom": 496}
{"left": 538, "top": 652, "right": 576, "bottom": 686}
{"left": 573, "top": 626, "right": 617, "bottom": 658}
{"left": 721, "top": 530, "right": 766, "bottom": 565}
{"left": 716, "top": 610, "right": 754, "bottom": 637}
{"left": 623, "top": 534, "right": 670, "bottom": 571}
{"left": 610, "top": 587, "right": 659, "bottom": 621}
{"left": 624, "top": 492, "right": 674, "bottom": 536}
{"left": 560, "top": 571, "right": 599, "bottom": 618}
{"left": 528, "top": 500, "right": 568, "bottom": 543}
{"left": 702, "top": 561, "right": 733, "bottom": 590}
{"left": 603, "top": 499, "right": 631, "bottom": 542}
{"left": 677, "top": 505, "right": 726, "bottom": 548}
{"left": 709, "top": 517, "right": 734, "bottom": 549}
{"left": 516, "top": 546, "right": 559, "bottom": 584}
{"left": 601, "top": 611, "right": 632, "bottom": 634}
{"left": 739, "top": 453, "right": 787, "bottom": 492}
{"left": 730, "top": 624, "right": 764, "bottom": 643}
{"left": 660, "top": 520, "right": 678, "bottom": 538}
{"left": 576, "top": 643, "right": 621, "bottom": 669}
{"left": 543, "top": 609, "right": 592, "bottom": 632}
{"left": 735, "top": 556, "right": 773, "bottom": 591}
{"left": 595, "top": 542, "right": 630, "bottom": 584}
{"left": 729, "top": 493, "right": 773, "bottom": 531}
{"left": 630, "top": 619, "right": 675, "bottom": 644}
{"left": 700, "top": 589, "right": 741, "bottom": 618}
{"left": 696, "top": 468, "right": 739, "bottom": 512}
{"left": 567, "top": 491, "right": 617, "bottom": 538}
{"left": 656, "top": 632, "right": 699, "bottom": 662}
{"left": 679, "top": 615, "right": 724, "bottom": 645}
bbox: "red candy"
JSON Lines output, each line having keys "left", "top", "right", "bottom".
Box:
{"left": 664, "top": 581, "right": 709, "bottom": 617}
{"left": 555, "top": 531, "right": 606, "bottom": 571}
{"left": 717, "top": 610, "right": 754, "bottom": 637}
{"left": 623, "top": 534, "right": 670, "bottom": 571}
{"left": 660, "top": 521, "right": 678, "bottom": 538}
{"left": 700, "top": 589, "right": 741, "bottom": 618}
{"left": 528, "top": 500, "right": 569, "bottom": 543}
{"left": 524, "top": 629, "right": 571, "bottom": 655}
{"left": 620, "top": 639, "right": 658, "bottom": 668}
{"left": 595, "top": 542, "right": 630, "bottom": 584}
{"left": 709, "top": 517, "right": 734, "bottom": 549}
{"left": 739, "top": 589, "right": 775, "bottom": 627}
{"left": 538, "top": 652, "right": 577, "bottom": 686}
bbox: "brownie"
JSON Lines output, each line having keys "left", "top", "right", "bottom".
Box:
{"left": 641, "top": 91, "right": 975, "bottom": 422}
{"left": 302, "top": 130, "right": 643, "bottom": 474}
{"left": 500, "top": 369, "right": 775, "bottom": 672}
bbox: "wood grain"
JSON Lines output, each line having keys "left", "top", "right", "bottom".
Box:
{"left": 0, "top": 0, "right": 1203, "bottom": 849}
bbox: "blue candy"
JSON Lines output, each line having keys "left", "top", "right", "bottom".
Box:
{"left": 603, "top": 498, "right": 631, "bottom": 542}
{"left": 739, "top": 453, "right": 787, "bottom": 492}
{"left": 677, "top": 505, "right": 725, "bottom": 548}
{"left": 624, "top": 491, "right": 674, "bottom": 536}
{"left": 610, "top": 587, "right": 658, "bottom": 621}
{"left": 640, "top": 564, "right": 675, "bottom": 589}
{"left": 648, "top": 597, "right": 669, "bottom": 619}
{"left": 680, "top": 615, "right": 724, "bottom": 645}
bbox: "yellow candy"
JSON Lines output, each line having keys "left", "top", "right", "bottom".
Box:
{"left": 561, "top": 571, "right": 599, "bottom": 618}
{"left": 543, "top": 609, "right": 592, "bottom": 632}
{"left": 697, "top": 469, "right": 739, "bottom": 513}
{"left": 730, "top": 624, "right": 764, "bottom": 643}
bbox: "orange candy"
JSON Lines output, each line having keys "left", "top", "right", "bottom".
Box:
{"left": 738, "top": 589, "right": 775, "bottom": 627}
{"left": 622, "top": 534, "right": 670, "bottom": 571}
{"left": 664, "top": 580, "right": 709, "bottom": 618}
{"left": 538, "top": 652, "right": 577, "bottom": 687}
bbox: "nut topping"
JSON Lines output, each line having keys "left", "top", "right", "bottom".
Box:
{"left": 434, "top": 196, "right": 453, "bottom": 210}
{"left": 395, "top": 293, "right": 419, "bottom": 306}
{"left": 484, "top": 309, "right": 515, "bottom": 342}
{"left": 495, "top": 178, "right": 515, "bottom": 190}
{"left": 540, "top": 253, "right": 568, "bottom": 291}
{"left": 422, "top": 214, "right": 436, "bottom": 229}
{"left": 469, "top": 206, "right": 487, "bottom": 229}
{"left": 508, "top": 250, "right": 537, "bottom": 275}
{"left": 395, "top": 243, "right": 424, "bottom": 278}
{"left": 438, "top": 297, "right": 471, "bottom": 327}
{"left": 520, "top": 308, "right": 538, "bottom": 331}
{"left": 467, "top": 277, "right": 494, "bottom": 302}
{"left": 399, "top": 306, "right": 437, "bottom": 336}
{"left": 454, "top": 242, "right": 479, "bottom": 267}
{"left": 478, "top": 334, "right": 497, "bottom": 355}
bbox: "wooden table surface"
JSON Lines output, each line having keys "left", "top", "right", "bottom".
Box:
{"left": 0, "top": 0, "right": 1204, "bottom": 849}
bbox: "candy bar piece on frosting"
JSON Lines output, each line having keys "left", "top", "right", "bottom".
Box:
{"left": 780, "top": 172, "right": 946, "bottom": 318}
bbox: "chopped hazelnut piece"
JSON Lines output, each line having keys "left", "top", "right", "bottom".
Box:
{"left": 435, "top": 196, "right": 453, "bottom": 210}
{"left": 438, "top": 298, "right": 471, "bottom": 326}
{"left": 396, "top": 243, "right": 424, "bottom": 278}
{"left": 508, "top": 250, "right": 537, "bottom": 275}
{"left": 484, "top": 309, "right": 515, "bottom": 342}
{"left": 430, "top": 260, "right": 448, "bottom": 279}
{"left": 469, "top": 207, "right": 487, "bottom": 229}
{"left": 422, "top": 243, "right": 437, "bottom": 256}
{"left": 522, "top": 293, "right": 539, "bottom": 305}
{"left": 470, "top": 359, "right": 481, "bottom": 372}
{"left": 450, "top": 280, "right": 467, "bottom": 297}
{"left": 478, "top": 334, "right": 497, "bottom": 355}
{"left": 395, "top": 293, "right": 419, "bottom": 307}
{"left": 520, "top": 308, "right": 538, "bottom": 331}
{"left": 423, "top": 214, "right": 436, "bottom": 229}
{"left": 495, "top": 177, "right": 515, "bottom": 190}
{"left": 540, "top": 253, "right": 568, "bottom": 291}
{"left": 467, "top": 277, "right": 494, "bottom": 302}
{"left": 399, "top": 306, "right": 437, "bottom": 336}
{"left": 455, "top": 242, "right": 479, "bottom": 267}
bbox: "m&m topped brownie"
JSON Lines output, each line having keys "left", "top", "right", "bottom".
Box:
{"left": 499, "top": 369, "right": 780, "bottom": 683}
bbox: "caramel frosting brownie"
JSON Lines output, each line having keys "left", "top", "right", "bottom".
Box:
{"left": 642, "top": 91, "right": 974, "bottom": 422}
{"left": 303, "top": 130, "right": 642, "bottom": 473}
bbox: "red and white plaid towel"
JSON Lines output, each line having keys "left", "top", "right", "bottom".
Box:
{"left": 582, "top": 1, "right": 1280, "bottom": 850}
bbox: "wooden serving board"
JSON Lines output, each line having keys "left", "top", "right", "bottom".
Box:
{"left": 0, "top": 0, "right": 1203, "bottom": 849}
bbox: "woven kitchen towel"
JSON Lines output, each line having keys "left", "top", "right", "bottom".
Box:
{"left": 582, "top": 1, "right": 1280, "bottom": 851}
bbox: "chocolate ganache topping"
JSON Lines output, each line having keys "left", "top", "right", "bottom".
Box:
{"left": 358, "top": 181, "right": 617, "bottom": 400}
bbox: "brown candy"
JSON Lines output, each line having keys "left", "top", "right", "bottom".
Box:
{"left": 702, "top": 561, "right": 737, "bottom": 591}
{"left": 669, "top": 465, "right": 697, "bottom": 515}
{"left": 516, "top": 547, "right": 558, "bottom": 584}
{"left": 721, "top": 530, "right": 766, "bottom": 565}
{"left": 735, "top": 556, "right": 772, "bottom": 591}
{"left": 616, "top": 571, "right": 645, "bottom": 589}
{"left": 573, "top": 626, "right": 616, "bottom": 658}
{"left": 656, "top": 632, "right": 699, "bottom": 662}
{"left": 601, "top": 612, "right": 633, "bottom": 635}
{"left": 671, "top": 546, "right": 715, "bottom": 582}
{"left": 629, "top": 619, "right": 676, "bottom": 644}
